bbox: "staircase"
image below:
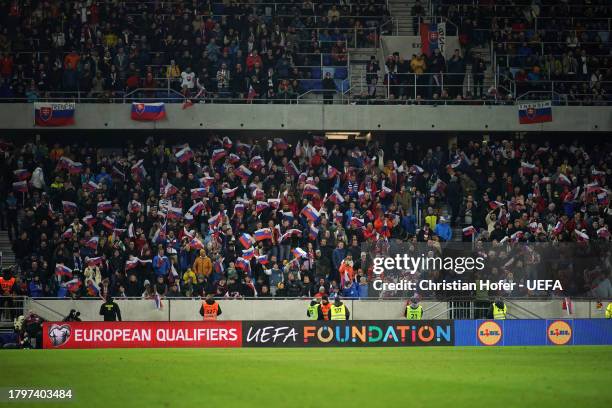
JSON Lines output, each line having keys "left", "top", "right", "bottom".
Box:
{"left": 388, "top": 0, "right": 418, "bottom": 35}
{"left": 0, "top": 231, "right": 16, "bottom": 268}
{"left": 348, "top": 48, "right": 387, "bottom": 98}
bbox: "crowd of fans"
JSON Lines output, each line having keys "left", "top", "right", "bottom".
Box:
{"left": 0, "top": 0, "right": 391, "bottom": 103}
{"left": 432, "top": 0, "right": 612, "bottom": 104}
{"left": 0, "top": 135, "right": 610, "bottom": 304}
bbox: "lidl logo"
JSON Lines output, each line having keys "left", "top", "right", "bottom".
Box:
{"left": 547, "top": 320, "right": 572, "bottom": 345}
{"left": 477, "top": 321, "right": 502, "bottom": 346}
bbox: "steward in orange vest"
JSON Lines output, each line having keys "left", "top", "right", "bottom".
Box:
{"left": 199, "top": 294, "right": 222, "bottom": 320}
{"left": 318, "top": 295, "right": 331, "bottom": 320}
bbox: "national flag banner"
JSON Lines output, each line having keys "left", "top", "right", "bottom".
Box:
{"left": 12, "top": 181, "right": 28, "bottom": 193}
{"left": 175, "top": 146, "right": 194, "bottom": 163}
{"left": 228, "top": 153, "right": 240, "bottom": 164}
{"left": 430, "top": 178, "right": 447, "bottom": 194}
{"left": 350, "top": 217, "right": 365, "bottom": 228}
{"left": 86, "top": 280, "right": 101, "bottom": 297}
{"left": 223, "top": 137, "right": 233, "bottom": 149}
{"left": 166, "top": 206, "right": 183, "bottom": 220}
{"left": 521, "top": 162, "right": 537, "bottom": 174}
{"left": 34, "top": 102, "right": 75, "bottom": 127}
{"left": 419, "top": 22, "right": 445, "bottom": 56}
{"left": 308, "top": 225, "right": 319, "bottom": 240}
{"left": 249, "top": 156, "right": 265, "bottom": 170}
{"left": 208, "top": 212, "right": 223, "bottom": 229}
{"left": 256, "top": 201, "right": 270, "bottom": 213}
{"left": 556, "top": 174, "right": 571, "bottom": 186}
{"left": 564, "top": 187, "right": 581, "bottom": 202}
{"left": 57, "top": 156, "right": 73, "bottom": 171}
{"left": 97, "top": 201, "right": 112, "bottom": 213}
{"left": 131, "top": 102, "right": 166, "bottom": 121}
{"left": 292, "top": 247, "right": 308, "bottom": 259}
{"left": 252, "top": 188, "right": 265, "bottom": 201}
{"left": 511, "top": 231, "right": 524, "bottom": 242}
{"left": 233, "top": 203, "right": 245, "bottom": 218}
{"left": 329, "top": 190, "right": 345, "bottom": 205}
{"left": 65, "top": 278, "right": 82, "bottom": 293}
{"left": 279, "top": 228, "right": 302, "bottom": 242}
{"left": 410, "top": 165, "right": 424, "bottom": 174}
{"left": 187, "top": 201, "right": 205, "bottom": 216}
{"left": 597, "top": 227, "right": 610, "bottom": 239}
{"left": 189, "top": 237, "right": 205, "bottom": 250}
{"left": 82, "top": 215, "right": 96, "bottom": 227}
{"left": 301, "top": 204, "right": 320, "bottom": 223}
{"left": 131, "top": 159, "right": 147, "bottom": 182}
{"left": 282, "top": 211, "right": 295, "bottom": 222}
{"left": 273, "top": 138, "right": 289, "bottom": 150}
{"left": 236, "top": 142, "right": 251, "bottom": 154}
{"left": 235, "top": 257, "right": 250, "bottom": 271}
{"left": 82, "top": 180, "right": 100, "bottom": 192}
{"left": 125, "top": 258, "right": 140, "bottom": 270}
{"left": 101, "top": 216, "right": 115, "bottom": 230}
{"left": 55, "top": 264, "right": 73, "bottom": 278}
{"left": 85, "top": 236, "right": 99, "bottom": 249}
{"left": 200, "top": 176, "right": 215, "bottom": 188}
{"left": 327, "top": 165, "right": 339, "bottom": 179}
{"left": 575, "top": 229, "right": 590, "bottom": 241}
{"left": 163, "top": 183, "right": 178, "bottom": 197}
{"left": 463, "top": 226, "right": 477, "bottom": 236}
{"left": 518, "top": 101, "right": 552, "bottom": 124}
{"left": 128, "top": 200, "right": 142, "bottom": 213}
{"left": 585, "top": 182, "right": 601, "bottom": 194}
{"left": 254, "top": 228, "right": 273, "bottom": 241}
{"left": 256, "top": 255, "right": 269, "bottom": 265}
{"left": 68, "top": 162, "right": 83, "bottom": 175}
{"left": 449, "top": 156, "right": 463, "bottom": 169}
{"left": 112, "top": 228, "right": 126, "bottom": 238}
{"left": 61, "top": 228, "right": 73, "bottom": 239}
{"left": 234, "top": 165, "right": 252, "bottom": 180}
{"left": 13, "top": 169, "right": 31, "bottom": 181}
{"left": 222, "top": 187, "right": 238, "bottom": 198}
{"left": 285, "top": 160, "right": 299, "bottom": 177}
{"left": 242, "top": 247, "right": 255, "bottom": 260}
{"left": 379, "top": 185, "right": 393, "bottom": 199}
{"left": 239, "top": 233, "right": 254, "bottom": 248}
{"left": 597, "top": 191, "right": 609, "bottom": 206}
{"left": 489, "top": 201, "right": 505, "bottom": 210}
{"left": 333, "top": 211, "right": 343, "bottom": 225}
{"left": 267, "top": 198, "right": 281, "bottom": 209}
{"left": 552, "top": 221, "right": 564, "bottom": 235}
{"left": 213, "top": 258, "right": 225, "bottom": 274}
{"left": 303, "top": 184, "right": 320, "bottom": 197}
{"left": 62, "top": 200, "right": 78, "bottom": 213}
{"left": 211, "top": 149, "right": 227, "bottom": 164}
{"left": 87, "top": 256, "right": 103, "bottom": 266}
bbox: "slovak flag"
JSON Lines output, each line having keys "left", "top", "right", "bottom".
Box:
{"left": 87, "top": 256, "right": 103, "bottom": 266}
{"left": 511, "top": 231, "right": 524, "bottom": 242}
{"left": 242, "top": 247, "right": 255, "bottom": 260}
{"left": 62, "top": 200, "right": 78, "bottom": 213}
{"left": 254, "top": 228, "right": 273, "bottom": 241}
{"left": 163, "top": 183, "right": 178, "bottom": 197}
{"left": 235, "top": 257, "right": 251, "bottom": 271}
{"left": 328, "top": 165, "right": 340, "bottom": 179}
{"left": 82, "top": 180, "right": 99, "bottom": 192}
{"left": 61, "top": 228, "right": 73, "bottom": 239}
{"left": 268, "top": 198, "right": 281, "bottom": 209}
{"left": 292, "top": 247, "right": 308, "bottom": 258}
{"left": 463, "top": 226, "right": 477, "bottom": 236}
{"left": 211, "top": 149, "right": 227, "bottom": 164}
{"left": 128, "top": 200, "right": 142, "bottom": 213}
{"left": 55, "top": 264, "right": 73, "bottom": 278}
{"left": 256, "top": 255, "right": 269, "bottom": 265}
{"left": 518, "top": 101, "right": 552, "bottom": 124}
{"left": 131, "top": 159, "right": 147, "bottom": 182}
{"left": 410, "top": 165, "right": 424, "bottom": 174}
{"left": 252, "top": 188, "right": 265, "bottom": 201}
{"left": 282, "top": 211, "right": 294, "bottom": 222}
{"left": 85, "top": 236, "right": 99, "bottom": 249}
{"left": 82, "top": 215, "right": 96, "bottom": 227}
{"left": 223, "top": 136, "right": 233, "bottom": 149}
{"left": 97, "top": 201, "right": 112, "bottom": 213}
{"left": 213, "top": 258, "right": 225, "bottom": 274}
{"left": 200, "top": 176, "right": 215, "bottom": 188}
{"left": 12, "top": 181, "right": 28, "bottom": 193}
{"left": 234, "top": 165, "right": 252, "bottom": 180}
{"left": 329, "top": 190, "right": 345, "bottom": 204}
{"left": 489, "top": 201, "right": 505, "bottom": 210}
{"left": 208, "top": 212, "right": 223, "bottom": 229}
{"left": 575, "top": 229, "right": 590, "bottom": 242}
{"left": 228, "top": 153, "right": 240, "bottom": 164}
{"left": 301, "top": 204, "right": 320, "bottom": 223}
{"left": 430, "top": 178, "right": 447, "bottom": 194}
{"left": 101, "top": 216, "right": 115, "bottom": 230}
{"left": 597, "top": 227, "right": 610, "bottom": 239}
{"left": 189, "top": 237, "right": 205, "bottom": 250}
{"left": 303, "top": 184, "right": 320, "bottom": 197}
{"left": 273, "top": 138, "right": 289, "bottom": 150}
{"left": 239, "top": 233, "right": 255, "bottom": 248}
{"left": 556, "top": 174, "right": 571, "bottom": 186}
{"left": 308, "top": 225, "right": 319, "bottom": 240}
{"left": 285, "top": 160, "right": 300, "bottom": 177}
{"left": 250, "top": 156, "right": 265, "bottom": 170}
{"left": 68, "top": 161, "right": 83, "bottom": 175}
{"left": 552, "top": 221, "right": 564, "bottom": 235}
{"left": 166, "top": 206, "right": 183, "bottom": 220}
{"left": 175, "top": 146, "right": 194, "bottom": 163}
{"left": 13, "top": 169, "right": 31, "bottom": 181}
{"left": 350, "top": 217, "right": 365, "bottom": 228}
{"left": 222, "top": 187, "right": 238, "bottom": 198}
{"left": 131, "top": 102, "right": 166, "bottom": 121}
{"left": 125, "top": 258, "right": 140, "bottom": 270}
{"left": 233, "top": 203, "right": 245, "bottom": 217}
{"left": 521, "top": 162, "right": 537, "bottom": 174}
{"left": 187, "top": 201, "right": 205, "bottom": 215}
{"left": 34, "top": 102, "right": 75, "bottom": 126}
{"left": 256, "top": 201, "right": 270, "bottom": 214}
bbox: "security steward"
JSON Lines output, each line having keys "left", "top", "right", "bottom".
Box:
{"left": 99, "top": 296, "right": 122, "bottom": 321}
{"left": 200, "top": 294, "right": 222, "bottom": 320}
{"left": 318, "top": 295, "right": 332, "bottom": 320}
{"left": 606, "top": 302, "right": 612, "bottom": 319}
{"left": 330, "top": 296, "right": 350, "bottom": 320}
{"left": 307, "top": 298, "right": 320, "bottom": 320}
{"left": 491, "top": 297, "right": 507, "bottom": 320}
{"left": 405, "top": 297, "right": 423, "bottom": 320}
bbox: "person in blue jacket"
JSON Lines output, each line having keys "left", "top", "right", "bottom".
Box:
{"left": 434, "top": 216, "right": 452, "bottom": 241}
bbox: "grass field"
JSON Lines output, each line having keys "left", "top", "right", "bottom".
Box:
{"left": 1, "top": 347, "right": 611, "bottom": 407}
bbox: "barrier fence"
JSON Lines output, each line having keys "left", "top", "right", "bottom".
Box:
{"left": 41, "top": 319, "right": 612, "bottom": 349}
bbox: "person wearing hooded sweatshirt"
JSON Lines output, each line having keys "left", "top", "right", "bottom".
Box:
{"left": 491, "top": 297, "right": 507, "bottom": 320}
{"left": 330, "top": 296, "right": 350, "bottom": 320}
{"left": 200, "top": 294, "right": 222, "bottom": 320}
{"left": 434, "top": 216, "right": 452, "bottom": 241}
{"left": 99, "top": 296, "right": 122, "bottom": 321}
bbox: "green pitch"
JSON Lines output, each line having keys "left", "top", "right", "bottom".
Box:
{"left": 1, "top": 346, "right": 611, "bottom": 407}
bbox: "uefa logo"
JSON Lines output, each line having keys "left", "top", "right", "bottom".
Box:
{"left": 477, "top": 321, "right": 502, "bottom": 346}
{"left": 48, "top": 324, "right": 71, "bottom": 347}
{"left": 547, "top": 321, "right": 572, "bottom": 345}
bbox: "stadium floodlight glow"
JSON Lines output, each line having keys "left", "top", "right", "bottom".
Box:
{"left": 325, "top": 132, "right": 360, "bottom": 140}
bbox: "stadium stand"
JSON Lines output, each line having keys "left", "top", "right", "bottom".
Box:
{"left": 0, "top": 136, "right": 610, "bottom": 303}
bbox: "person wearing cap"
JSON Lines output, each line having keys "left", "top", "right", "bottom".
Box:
{"left": 434, "top": 216, "right": 452, "bottom": 241}
{"left": 318, "top": 295, "right": 332, "bottom": 320}
{"left": 330, "top": 296, "right": 350, "bottom": 320}
{"left": 307, "top": 298, "right": 320, "bottom": 320}
{"left": 99, "top": 296, "right": 122, "bottom": 321}
{"left": 199, "top": 294, "right": 222, "bottom": 321}
{"left": 405, "top": 296, "right": 423, "bottom": 320}
{"left": 491, "top": 296, "right": 507, "bottom": 320}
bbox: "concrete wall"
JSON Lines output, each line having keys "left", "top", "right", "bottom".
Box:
{"left": 25, "top": 298, "right": 609, "bottom": 322}
{"left": 1, "top": 104, "right": 610, "bottom": 132}
{"left": 382, "top": 35, "right": 462, "bottom": 59}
